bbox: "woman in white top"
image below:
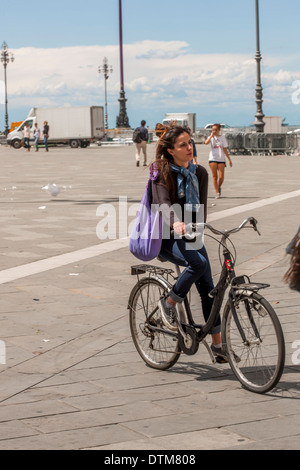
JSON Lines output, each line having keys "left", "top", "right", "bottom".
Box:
{"left": 23, "top": 123, "right": 31, "bottom": 152}
{"left": 205, "top": 124, "right": 232, "bottom": 198}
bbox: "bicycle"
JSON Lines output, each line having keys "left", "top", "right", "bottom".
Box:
{"left": 128, "top": 217, "right": 285, "bottom": 394}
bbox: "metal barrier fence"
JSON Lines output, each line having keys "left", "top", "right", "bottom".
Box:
{"left": 0, "top": 135, "right": 7, "bottom": 145}
{"left": 224, "top": 132, "right": 299, "bottom": 155}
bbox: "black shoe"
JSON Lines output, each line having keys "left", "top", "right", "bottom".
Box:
{"left": 211, "top": 344, "right": 228, "bottom": 363}
{"left": 136, "top": 161, "right": 140, "bottom": 167}
{"left": 159, "top": 298, "right": 178, "bottom": 331}
{"left": 211, "top": 344, "right": 241, "bottom": 363}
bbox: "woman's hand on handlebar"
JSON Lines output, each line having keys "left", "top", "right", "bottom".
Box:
{"left": 173, "top": 221, "right": 186, "bottom": 236}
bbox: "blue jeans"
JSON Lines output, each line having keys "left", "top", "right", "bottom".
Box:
{"left": 24, "top": 137, "right": 30, "bottom": 149}
{"left": 160, "top": 237, "right": 221, "bottom": 334}
{"left": 44, "top": 136, "right": 48, "bottom": 151}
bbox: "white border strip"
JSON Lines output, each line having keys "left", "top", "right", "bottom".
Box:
{"left": 0, "top": 189, "right": 299, "bottom": 285}
{"left": 207, "top": 189, "right": 300, "bottom": 222}
{"left": 0, "top": 238, "right": 129, "bottom": 285}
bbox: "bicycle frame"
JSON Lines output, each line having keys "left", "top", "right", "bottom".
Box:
{"left": 196, "top": 229, "right": 270, "bottom": 344}
{"left": 196, "top": 234, "right": 235, "bottom": 341}
{"left": 129, "top": 235, "right": 235, "bottom": 344}
{"left": 129, "top": 216, "right": 286, "bottom": 393}
{"left": 129, "top": 217, "right": 269, "bottom": 347}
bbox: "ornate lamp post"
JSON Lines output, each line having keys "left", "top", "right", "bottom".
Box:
{"left": 98, "top": 57, "right": 113, "bottom": 134}
{"left": 1, "top": 41, "right": 14, "bottom": 136}
{"left": 116, "top": 0, "right": 130, "bottom": 128}
{"left": 254, "top": 0, "right": 265, "bottom": 133}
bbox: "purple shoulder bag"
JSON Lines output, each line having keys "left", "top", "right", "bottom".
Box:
{"left": 129, "top": 165, "right": 162, "bottom": 262}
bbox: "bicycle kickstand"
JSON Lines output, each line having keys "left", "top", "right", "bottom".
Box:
{"left": 202, "top": 339, "right": 217, "bottom": 364}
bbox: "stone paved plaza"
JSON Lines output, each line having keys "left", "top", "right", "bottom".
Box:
{"left": 0, "top": 142, "right": 299, "bottom": 450}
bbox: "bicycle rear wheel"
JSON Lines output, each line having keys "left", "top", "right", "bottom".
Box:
{"left": 129, "top": 277, "right": 181, "bottom": 370}
{"left": 223, "top": 292, "right": 285, "bottom": 394}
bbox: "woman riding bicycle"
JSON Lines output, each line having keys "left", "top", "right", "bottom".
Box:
{"left": 152, "top": 124, "right": 225, "bottom": 361}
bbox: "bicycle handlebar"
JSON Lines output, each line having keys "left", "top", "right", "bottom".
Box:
{"left": 205, "top": 216, "right": 260, "bottom": 237}
{"left": 173, "top": 217, "right": 261, "bottom": 240}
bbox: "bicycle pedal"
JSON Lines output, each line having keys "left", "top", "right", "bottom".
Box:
{"left": 215, "top": 355, "right": 229, "bottom": 364}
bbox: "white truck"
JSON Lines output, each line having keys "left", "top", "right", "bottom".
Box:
{"left": 7, "top": 106, "right": 105, "bottom": 149}
{"left": 162, "top": 113, "right": 196, "bottom": 133}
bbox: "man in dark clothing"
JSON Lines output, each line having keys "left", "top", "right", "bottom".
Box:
{"left": 43, "top": 121, "right": 50, "bottom": 152}
{"left": 135, "top": 120, "right": 148, "bottom": 167}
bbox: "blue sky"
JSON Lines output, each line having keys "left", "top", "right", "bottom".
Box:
{"left": 1, "top": 0, "right": 300, "bottom": 129}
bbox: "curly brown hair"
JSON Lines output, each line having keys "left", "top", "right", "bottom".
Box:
{"left": 284, "top": 229, "right": 300, "bottom": 291}
{"left": 154, "top": 123, "right": 191, "bottom": 200}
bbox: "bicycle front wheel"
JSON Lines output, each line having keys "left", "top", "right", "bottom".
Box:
{"left": 129, "top": 277, "right": 181, "bottom": 370}
{"left": 223, "top": 292, "right": 285, "bottom": 394}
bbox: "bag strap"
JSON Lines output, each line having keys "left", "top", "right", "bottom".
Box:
{"left": 147, "top": 178, "right": 153, "bottom": 205}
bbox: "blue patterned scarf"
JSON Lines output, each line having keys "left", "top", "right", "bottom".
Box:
{"left": 170, "top": 162, "right": 200, "bottom": 212}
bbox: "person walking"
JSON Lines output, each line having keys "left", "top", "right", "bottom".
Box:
{"left": 151, "top": 124, "right": 226, "bottom": 362}
{"left": 43, "top": 121, "right": 50, "bottom": 152}
{"left": 134, "top": 120, "right": 148, "bottom": 167}
{"left": 187, "top": 127, "right": 197, "bottom": 164}
{"left": 34, "top": 123, "right": 40, "bottom": 152}
{"left": 205, "top": 123, "right": 232, "bottom": 198}
{"left": 23, "top": 123, "right": 31, "bottom": 152}
{"left": 192, "top": 137, "right": 197, "bottom": 164}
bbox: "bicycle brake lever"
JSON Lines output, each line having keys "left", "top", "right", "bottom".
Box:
{"left": 249, "top": 217, "right": 261, "bottom": 236}
{"left": 183, "top": 232, "right": 197, "bottom": 241}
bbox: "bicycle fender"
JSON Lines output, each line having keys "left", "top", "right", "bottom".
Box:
{"left": 127, "top": 275, "right": 172, "bottom": 310}
{"left": 149, "top": 274, "right": 172, "bottom": 291}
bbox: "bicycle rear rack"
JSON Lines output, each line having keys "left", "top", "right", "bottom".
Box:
{"left": 131, "top": 264, "right": 174, "bottom": 277}
{"left": 231, "top": 275, "right": 270, "bottom": 292}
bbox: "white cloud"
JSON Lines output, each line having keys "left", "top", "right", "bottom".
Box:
{"left": 5, "top": 41, "right": 300, "bottom": 125}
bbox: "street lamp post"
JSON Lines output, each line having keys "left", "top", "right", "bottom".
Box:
{"left": 254, "top": 0, "right": 265, "bottom": 133}
{"left": 116, "top": 0, "right": 130, "bottom": 128}
{"left": 1, "top": 41, "right": 14, "bottom": 136}
{"left": 98, "top": 57, "right": 113, "bottom": 134}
